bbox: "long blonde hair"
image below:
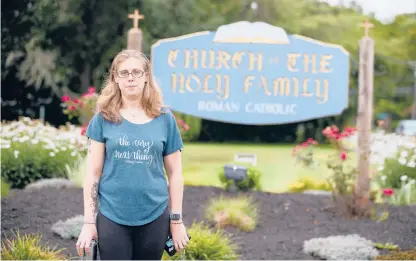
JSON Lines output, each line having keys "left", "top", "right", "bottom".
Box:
{"left": 96, "top": 49, "right": 165, "bottom": 123}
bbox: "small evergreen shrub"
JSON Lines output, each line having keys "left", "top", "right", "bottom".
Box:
{"left": 24, "top": 178, "right": 79, "bottom": 192}
{"left": 162, "top": 222, "right": 239, "bottom": 260}
{"left": 218, "top": 164, "right": 262, "bottom": 192}
{"left": 1, "top": 231, "right": 66, "bottom": 260}
{"left": 51, "top": 215, "right": 84, "bottom": 239}
{"left": 303, "top": 234, "right": 379, "bottom": 260}
{"left": 205, "top": 195, "right": 258, "bottom": 232}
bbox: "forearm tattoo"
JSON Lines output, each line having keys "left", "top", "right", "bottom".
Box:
{"left": 91, "top": 182, "right": 99, "bottom": 217}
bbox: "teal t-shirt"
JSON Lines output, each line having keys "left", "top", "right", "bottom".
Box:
{"left": 86, "top": 109, "right": 184, "bottom": 226}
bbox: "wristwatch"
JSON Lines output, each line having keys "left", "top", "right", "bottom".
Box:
{"left": 169, "top": 213, "right": 182, "bottom": 221}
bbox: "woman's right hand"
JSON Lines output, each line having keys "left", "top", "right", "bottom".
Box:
{"left": 76, "top": 224, "right": 98, "bottom": 257}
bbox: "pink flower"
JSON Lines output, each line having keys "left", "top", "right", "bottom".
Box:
{"left": 61, "top": 95, "right": 71, "bottom": 102}
{"left": 183, "top": 124, "right": 190, "bottom": 131}
{"left": 340, "top": 152, "right": 347, "bottom": 160}
{"left": 88, "top": 87, "right": 96, "bottom": 94}
{"left": 382, "top": 188, "right": 394, "bottom": 196}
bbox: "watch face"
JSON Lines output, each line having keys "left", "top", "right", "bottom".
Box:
{"left": 170, "top": 213, "right": 181, "bottom": 220}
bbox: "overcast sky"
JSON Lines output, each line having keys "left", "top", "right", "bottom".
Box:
{"left": 319, "top": 0, "right": 416, "bottom": 23}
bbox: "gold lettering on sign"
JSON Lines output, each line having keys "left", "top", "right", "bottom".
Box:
{"left": 203, "top": 75, "right": 213, "bottom": 93}
{"left": 201, "top": 50, "right": 207, "bottom": 68}
{"left": 316, "top": 79, "right": 329, "bottom": 104}
{"left": 249, "top": 53, "right": 263, "bottom": 71}
{"left": 184, "top": 49, "right": 198, "bottom": 69}
{"left": 273, "top": 77, "right": 291, "bottom": 96}
{"left": 287, "top": 53, "right": 301, "bottom": 72}
{"left": 259, "top": 76, "right": 271, "bottom": 96}
{"left": 303, "top": 54, "right": 317, "bottom": 73}
{"left": 302, "top": 78, "right": 313, "bottom": 97}
{"left": 216, "top": 75, "right": 230, "bottom": 100}
{"left": 171, "top": 73, "right": 185, "bottom": 93}
{"left": 244, "top": 76, "right": 255, "bottom": 93}
{"left": 209, "top": 50, "right": 215, "bottom": 68}
{"left": 320, "top": 55, "right": 333, "bottom": 73}
{"left": 170, "top": 73, "right": 229, "bottom": 100}
{"left": 185, "top": 74, "right": 201, "bottom": 92}
{"left": 232, "top": 52, "right": 245, "bottom": 69}
{"left": 292, "top": 77, "right": 299, "bottom": 97}
{"left": 168, "top": 50, "right": 179, "bottom": 67}
{"left": 216, "top": 51, "right": 231, "bottom": 69}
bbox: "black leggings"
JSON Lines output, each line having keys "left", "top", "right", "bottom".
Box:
{"left": 96, "top": 207, "right": 170, "bottom": 260}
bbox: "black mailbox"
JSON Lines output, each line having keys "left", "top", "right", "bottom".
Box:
{"left": 224, "top": 164, "right": 247, "bottom": 181}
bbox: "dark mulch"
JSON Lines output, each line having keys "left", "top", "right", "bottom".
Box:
{"left": 2, "top": 185, "right": 416, "bottom": 260}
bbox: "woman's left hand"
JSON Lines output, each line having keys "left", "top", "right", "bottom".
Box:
{"left": 170, "top": 221, "right": 190, "bottom": 252}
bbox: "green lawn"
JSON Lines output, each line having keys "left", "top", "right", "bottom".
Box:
{"left": 181, "top": 143, "right": 338, "bottom": 193}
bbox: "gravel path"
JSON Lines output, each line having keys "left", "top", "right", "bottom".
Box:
{"left": 2, "top": 185, "right": 415, "bottom": 260}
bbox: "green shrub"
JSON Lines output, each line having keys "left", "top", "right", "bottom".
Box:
{"left": 287, "top": 176, "right": 332, "bottom": 193}
{"left": 205, "top": 195, "right": 258, "bottom": 232}
{"left": 162, "top": 222, "right": 239, "bottom": 260}
{"left": 1, "top": 231, "right": 66, "bottom": 260}
{"left": 2, "top": 177, "right": 11, "bottom": 197}
{"left": 218, "top": 164, "right": 262, "bottom": 192}
{"left": 376, "top": 249, "right": 416, "bottom": 260}
{"left": 1, "top": 118, "right": 86, "bottom": 189}
{"left": 2, "top": 141, "right": 79, "bottom": 189}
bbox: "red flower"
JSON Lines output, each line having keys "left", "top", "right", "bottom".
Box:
{"left": 382, "top": 188, "right": 394, "bottom": 196}
{"left": 61, "top": 95, "right": 71, "bottom": 102}
{"left": 340, "top": 152, "right": 347, "bottom": 160}
{"left": 69, "top": 105, "right": 76, "bottom": 111}
{"left": 73, "top": 98, "right": 80, "bottom": 104}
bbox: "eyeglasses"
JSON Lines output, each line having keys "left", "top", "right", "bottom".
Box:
{"left": 116, "top": 69, "right": 145, "bottom": 78}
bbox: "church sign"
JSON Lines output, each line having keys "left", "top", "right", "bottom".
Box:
{"left": 151, "top": 21, "right": 349, "bottom": 125}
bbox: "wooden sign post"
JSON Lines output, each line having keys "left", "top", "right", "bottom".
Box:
{"left": 127, "top": 9, "right": 144, "bottom": 51}
{"left": 354, "top": 19, "right": 375, "bottom": 214}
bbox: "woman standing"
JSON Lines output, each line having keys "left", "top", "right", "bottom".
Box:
{"left": 76, "top": 49, "right": 189, "bottom": 260}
